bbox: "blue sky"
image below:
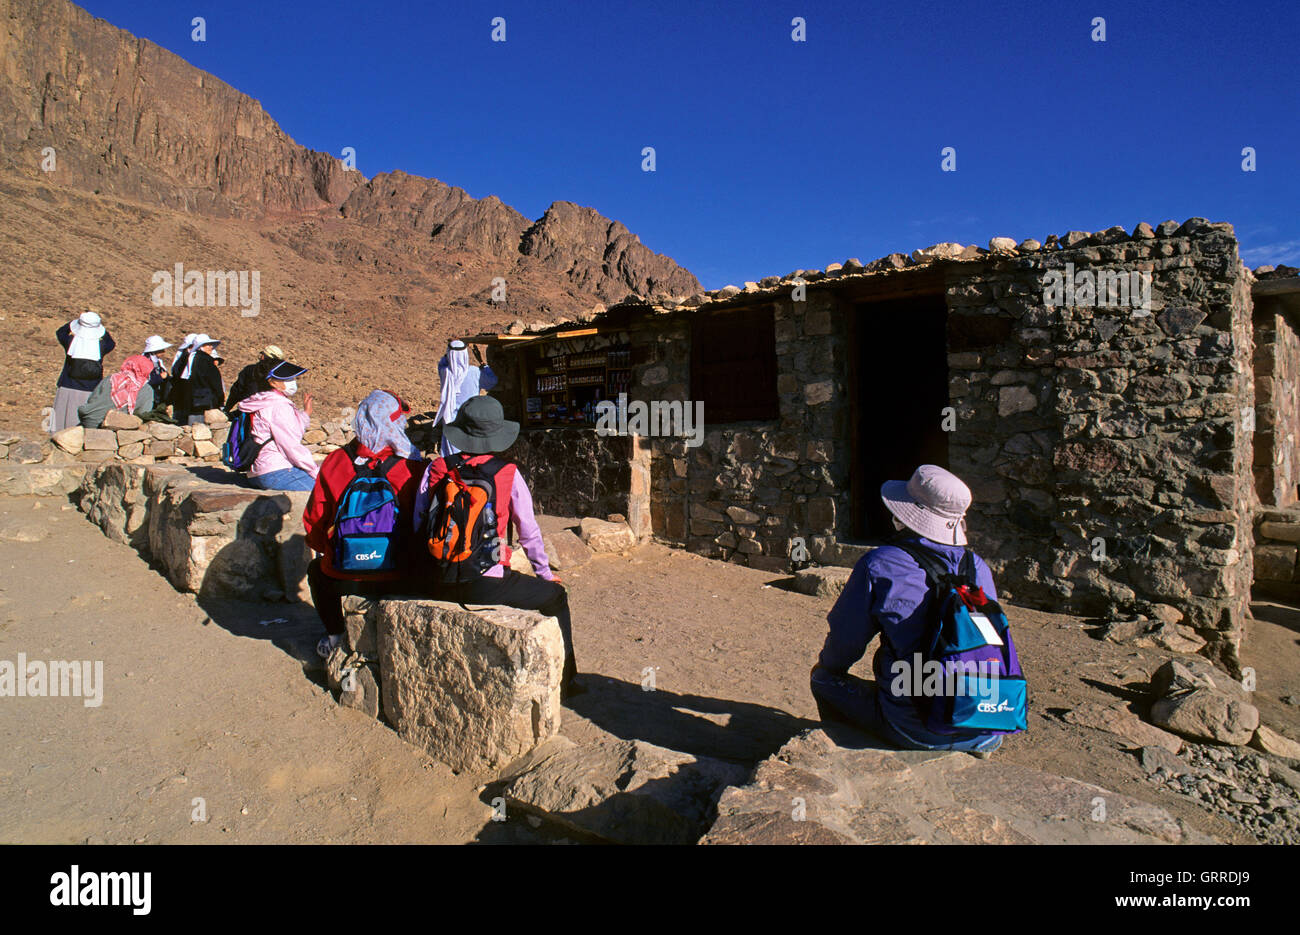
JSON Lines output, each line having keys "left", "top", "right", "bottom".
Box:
{"left": 80, "top": 0, "right": 1300, "bottom": 289}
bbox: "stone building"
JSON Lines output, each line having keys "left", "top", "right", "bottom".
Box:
{"left": 481, "top": 220, "right": 1300, "bottom": 669}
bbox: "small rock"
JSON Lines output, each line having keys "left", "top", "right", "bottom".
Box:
{"left": 1252, "top": 725, "right": 1300, "bottom": 760}
{"left": 102, "top": 409, "right": 142, "bottom": 431}
{"left": 579, "top": 517, "right": 636, "bottom": 553}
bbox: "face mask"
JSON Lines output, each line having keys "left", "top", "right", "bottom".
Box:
{"left": 281, "top": 380, "right": 298, "bottom": 396}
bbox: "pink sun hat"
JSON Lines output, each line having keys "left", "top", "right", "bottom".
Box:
{"left": 880, "top": 464, "right": 971, "bottom": 546}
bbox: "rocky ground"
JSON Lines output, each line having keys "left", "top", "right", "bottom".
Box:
{"left": 0, "top": 495, "right": 1297, "bottom": 844}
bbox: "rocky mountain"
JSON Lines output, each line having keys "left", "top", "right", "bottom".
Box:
{"left": 0, "top": 0, "right": 700, "bottom": 304}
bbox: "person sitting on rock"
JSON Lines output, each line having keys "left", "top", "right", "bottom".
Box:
{"left": 303, "top": 389, "right": 427, "bottom": 660}
{"left": 76, "top": 354, "right": 156, "bottom": 429}
{"left": 810, "top": 464, "right": 1005, "bottom": 756}
{"left": 51, "top": 309, "right": 116, "bottom": 433}
{"left": 413, "top": 394, "right": 581, "bottom": 697}
{"left": 225, "top": 344, "right": 284, "bottom": 414}
{"left": 237, "top": 360, "right": 318, "bottom": 491}
{"left": 431, "top": 339, "right": 498, "bottom": 457}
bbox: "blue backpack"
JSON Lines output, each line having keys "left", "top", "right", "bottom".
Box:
{"left": 221, "top": 410, "right": 267, "bottom": 474}
{"left": 893, "top": 542, "right": 1028, "bottom": 734}
{"left": 332, "top": 455, "right": 403, "bottom": 574}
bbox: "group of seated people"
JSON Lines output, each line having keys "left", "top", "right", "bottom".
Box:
{"left": 59, "top": 318, "right": 1018, "bottom": 751}
{"left": 297, "top": 340, "right": 578, "bottom": 697}
{"left": 53, "top": 310, "right": 294, "bottom": 434}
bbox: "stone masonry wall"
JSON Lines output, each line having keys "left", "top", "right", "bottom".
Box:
{"left": 944, "top": 220, "right": 1253, "bottom": 668}
{"left": 649, "top": 293, "right": 852, "bottom": 573}
{"left": 1252, "top": 301, "right": 1300, "bottom": 507}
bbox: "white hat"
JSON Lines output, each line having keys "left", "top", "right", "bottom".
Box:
{"left": 78, "top": 311, "right": 102, "bottom": 328}
{"left": 143, "top": 335, "right": 172, "bottom": 354}
{"left": 880, "top": 464, "right": 972, "bottom": 546}
{"left": 191, "top": 333, "right": 221, "bottom": 349}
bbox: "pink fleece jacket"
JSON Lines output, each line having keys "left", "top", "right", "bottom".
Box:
{"left": 238, "top": 390, "right": 318, "bottom": 478}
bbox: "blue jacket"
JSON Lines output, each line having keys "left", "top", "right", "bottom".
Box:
{"left": 818, "top": 534, "right": 998, "bottom": 738}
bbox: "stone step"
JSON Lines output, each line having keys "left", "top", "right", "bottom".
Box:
{"left": 700, "top": 729, "right": 1215, "bottom": 844}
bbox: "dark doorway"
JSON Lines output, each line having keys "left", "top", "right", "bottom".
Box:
{"left": 849, "top": 294, "right": 950, "bottom": 540}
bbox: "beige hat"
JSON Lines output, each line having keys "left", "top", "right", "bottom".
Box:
{"left": 263, "top": 345, "right": 284, "bottom": 359}
{"left": 880, "top": 464, "right": 972, "bottom": 546}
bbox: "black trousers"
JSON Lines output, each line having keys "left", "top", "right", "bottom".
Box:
{"left": 308, "top": 560, "right": 577, "bottom": 687}
{"left": 434, "top": 570, "right": 577, "bottom": 688}
{"left": 306, "top": 558, "right": 392, "bottom": 637}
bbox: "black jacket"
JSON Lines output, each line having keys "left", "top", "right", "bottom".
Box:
{"left": 55, "top": 323, "right": 116, "bottom": 391}
{"left": 179, "top": 351, "right": 224, "bottom": 418}
{"left": 225, "top": 357, "right": 278, "bottom": 413}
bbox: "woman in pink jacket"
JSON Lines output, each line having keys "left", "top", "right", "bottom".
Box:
{"left": 237, "top": 360, "right": 319, "bottom": 491}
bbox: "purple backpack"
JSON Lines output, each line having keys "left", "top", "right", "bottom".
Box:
{"left": 893, "top": 542, "right": 1028, "bottom": 734}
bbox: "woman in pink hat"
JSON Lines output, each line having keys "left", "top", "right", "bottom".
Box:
{"left": 810, "top": 464, "right": 1015, "bottom": 756}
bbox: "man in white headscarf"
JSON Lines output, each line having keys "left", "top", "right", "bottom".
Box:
{"left": 51, "top": 309, "right": 116, "bottom": 433}
{"left": 431, "top": 339, "right": 497, "bottom": 456}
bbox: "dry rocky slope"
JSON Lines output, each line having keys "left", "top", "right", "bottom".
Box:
{"left": 0, "top": 0, "right": 699, "bottom": 429}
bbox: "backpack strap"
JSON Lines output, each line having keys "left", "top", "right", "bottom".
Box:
{"left": 957, "top": 549, "right": 978, "bottom": 588}
{"left": 891, "top": 540, "right": 953, "bottom": 588}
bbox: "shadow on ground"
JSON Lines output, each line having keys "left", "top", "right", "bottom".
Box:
{"left": 565, "top": 674, "right": 819, "bottom": 765}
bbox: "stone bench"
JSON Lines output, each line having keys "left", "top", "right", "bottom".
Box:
{"left": 75, "top": 461, "right": 564, "bottom": 774}
{"left": 76, "top": 461, "right": 311, "bottom": 602}
{"left": 327, "top": 596, "right": 563, "bottom": 774}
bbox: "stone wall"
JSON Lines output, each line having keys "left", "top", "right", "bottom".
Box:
{"left": 491, "top": 221, "right": 1257, "bottom": 666}
{"left": 1252, "top": 301, "right": 1300, "bottom": 507}
{"left": 76, "top": 461, "right": 312, "bottom": 602}
{"left": 645, "top": 294, "right": 851, "bottom": 572}
{"left": 943, "top": 220, "right": 1254, "bottom": 668}
{"left": 37, "top": 407, "right": 359, "bottom": 467}
{"left": 1253, "top": 507, "right": 1300, "bottom": 600}
{"left": 510, "top": 428, "right": 635, "bottom": 522}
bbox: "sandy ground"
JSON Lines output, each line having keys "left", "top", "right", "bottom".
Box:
{"left": 1, "top": 497, "right": 1294, "bottom": 844}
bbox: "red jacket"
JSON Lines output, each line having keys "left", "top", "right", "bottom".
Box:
{"left": 303, "top": 441, "right": 427, "bottom": 580}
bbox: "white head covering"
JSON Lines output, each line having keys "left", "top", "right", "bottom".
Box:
{"left": 172, "top": 333, "right": 197, "bottom": 372}
{"left": 143, "top": 335, "right": 172, "bottom": 355}
{"left": 432, "top": 342, "right": 471, "bottom": 429}
{"left": 67, "top": 311, "right": 106, "bottom": 360}
{"left": 182, "top": 334, "right": 220, "bottom": 379}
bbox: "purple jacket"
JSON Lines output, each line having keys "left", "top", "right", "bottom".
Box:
{"left": 818, "top": 534, "right": 998, "bottom": 737}
{"left": 237, "top": 390, "right": 318, "bottom": 478}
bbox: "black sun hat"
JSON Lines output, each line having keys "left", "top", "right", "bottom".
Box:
{"left": 267, "top": 360, "right": 308, "bottom": 381}
{"left": 443, "top": 395, "right": 519, "bottom": 454}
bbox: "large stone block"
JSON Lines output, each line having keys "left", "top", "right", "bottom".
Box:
{"left": 377, "top": 599, "right": 564, "bottom": 774}
{"left": 82, "top": 428, "right": 117, "bottom": 451}
{"left": 115, "top": 429, "right": 149, "bottom": 446}
{"left": 501, "top": 737, "right": 747, "bottom": 844}
{"left": 101, "top": 409, "right": 142, "bottom": 430}
{"left": 794, "top": 566, "right": 852, "bottom": 597}
{"left": 1150, "top": 689, "right": 1259, "bottom": 746}
{"left": 51, "top": 426, "right": 84, "bottom": 454}
{"left": 541, "top": 529, "right": 592, "bottom": 571}
{"left": 148, "top": 423, "right": 184, "bottom": 441}
{"left": 579, "top": 517, "right": 636, "bottom": 552}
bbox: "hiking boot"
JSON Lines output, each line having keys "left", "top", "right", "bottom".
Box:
{"left": 316, "top": 633, "right": 343, "bottom": 660}
{"left": 969, "top": 735, "right": 1003, "bottom": 759}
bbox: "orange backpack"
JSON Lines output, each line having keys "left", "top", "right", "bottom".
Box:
{"left": 426, "top": 454, "right": 514, "bottom": 583}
